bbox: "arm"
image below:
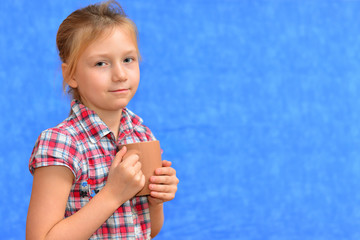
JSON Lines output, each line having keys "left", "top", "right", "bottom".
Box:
{"left": 26, "top": 165, "right": 121, "bottom": 239}
{"left": 26, "top": 147, "right": 145, "bottom": 240}
{"left": 148, "top": 201, "right": 164, "bottom": 237}
{"left": 148, "top": 160, "right": 179, "bottom": 238}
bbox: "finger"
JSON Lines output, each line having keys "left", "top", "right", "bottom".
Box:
{"left": 162, "top": 160, "right": 172, "bottom": 167}
{"left": 112, "top": 146, "right": 127, "bottom": 167}
{"left": 149, "top": 183, "right": 177, "bottom": 193}
{"left": 149, "top": 191, "right": 175, "bottom": 201}
{"left": 150, "top": 175, "right": 178, "bottom": 185}
{"left": 122, "top": 153, "right": 140, "bottom": 168}
{"left": 135, "top": 170, "right": 145, "bottom": 185}
{"left": 140, "top": 172, "right": 145, "bottom": 186}
{"left": 154, "top": 166, "right": 176, "bottom": 176}
{"left": 133, "top": 161, "right": 142, "bottom": 174}
{"left": 117, "top": 146, "right": 127, "bottom": 156}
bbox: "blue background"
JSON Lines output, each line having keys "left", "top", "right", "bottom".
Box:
{"left": 1, "top": 0, "right": 360, "bottom": 239}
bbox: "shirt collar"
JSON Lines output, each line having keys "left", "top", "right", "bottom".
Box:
{"left": 118, "top": 106, "right": 144, "bottom": 142}
{"left": 71, "top": 100, "right": 144, "bottom": 143}
{"left": 71, "top": 100, "right": 111, "bottom": 143}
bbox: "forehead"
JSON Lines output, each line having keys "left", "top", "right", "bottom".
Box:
{"left": 80, "top": 25, "right": 138, "bottom": 57}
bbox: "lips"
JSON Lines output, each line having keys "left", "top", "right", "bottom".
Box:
{"left": 109, "top": 88, "right": 129, "bottom": 93}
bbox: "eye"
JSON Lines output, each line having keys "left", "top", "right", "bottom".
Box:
{"left": 95, "top": 61, "right": 107, "bottom": 67}
{"left": 124, "top": 57, "right": 134, "bottom": 63}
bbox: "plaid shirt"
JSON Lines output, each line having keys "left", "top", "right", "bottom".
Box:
{"left": 29, "top": 100, "right": 156, "bottom": 239}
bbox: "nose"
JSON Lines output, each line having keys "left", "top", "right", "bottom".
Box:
{"left": 112, "top": 63, "right": 127, "bottom": 82}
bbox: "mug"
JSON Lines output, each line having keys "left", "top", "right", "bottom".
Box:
{"left": 121, "top": 140, "right": 162, "bottom": 196}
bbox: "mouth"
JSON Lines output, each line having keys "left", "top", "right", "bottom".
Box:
{"left": 109, "top": 88, "right": 130, "bottom": 93}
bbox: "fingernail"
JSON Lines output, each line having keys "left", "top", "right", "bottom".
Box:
{"left": 118, "top": 146, "right": 126, "bottom": 152}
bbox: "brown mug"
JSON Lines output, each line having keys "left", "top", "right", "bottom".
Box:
{"left": 121, "top": 140, "right": 162, "bottom": 196}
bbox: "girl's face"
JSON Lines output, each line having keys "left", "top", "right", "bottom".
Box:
{"left": 68, "top": 26, "right": 140, "bottom": 116}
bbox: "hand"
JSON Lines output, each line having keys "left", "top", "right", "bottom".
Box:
{"left": 104, "top": 146, "right": 145, "bottom": 206}
{"left": 148, "top": 160, "right": 179, "bottom": 205}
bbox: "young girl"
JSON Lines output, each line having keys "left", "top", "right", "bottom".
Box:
{"left": 26, "top": 1, "right": 179, "bottom": 239}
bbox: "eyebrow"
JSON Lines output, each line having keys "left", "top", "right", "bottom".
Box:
{"left": 87, "top": 49, "right": 138, "bottom": 59}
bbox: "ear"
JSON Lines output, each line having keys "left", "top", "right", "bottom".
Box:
{"left": 61, "top": 63, "right": 78, "bottom": 88}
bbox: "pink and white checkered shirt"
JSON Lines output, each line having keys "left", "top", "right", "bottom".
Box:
{"left": 29, "top": 100, "right": 155, "bottom": 239}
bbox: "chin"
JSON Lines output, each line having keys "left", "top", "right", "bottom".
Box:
{"left": 112, "top": 102, "right": 130, "bottom": 110}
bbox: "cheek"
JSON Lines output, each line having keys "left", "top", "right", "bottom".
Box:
{"left": 130, "top": 75, "right": 140, "bottom": 97}
{"left": 133, "top": 76, "right": 140, "bottom": 91}
{"left": 128, "top": 67, "right": 140, "bottom": 84}
{"left": 82, "top": 69, "right": 105, "bottom": 84}
{"left": 77, "top": 74, "right": 105, "bottom": 95}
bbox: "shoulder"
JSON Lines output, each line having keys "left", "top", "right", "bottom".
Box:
{"left": 37, "top": 116, "right": 81, "bottom": 149}
{"left": 32, "top": 123, "right": 81, "bottom": 164}
{"left": 40, "top": 113, "right": 90, "bottom": 146}
{"left": 36, "top": 127, "right": 77, "bottom": 155}
{"left": 29, "top": 116, "right": 83, "bottom": 178}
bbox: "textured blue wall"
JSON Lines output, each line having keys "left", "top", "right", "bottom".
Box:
{"left": 1, "top": 0, "right": 360, "bottom": 239}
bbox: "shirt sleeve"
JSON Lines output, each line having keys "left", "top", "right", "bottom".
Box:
{"left": 29, "top": 128, "right": 81, "bottom": 180}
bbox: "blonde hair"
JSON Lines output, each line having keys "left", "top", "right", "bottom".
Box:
{"left": 56, "top": 0, "right": 140, "bottom": 100}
